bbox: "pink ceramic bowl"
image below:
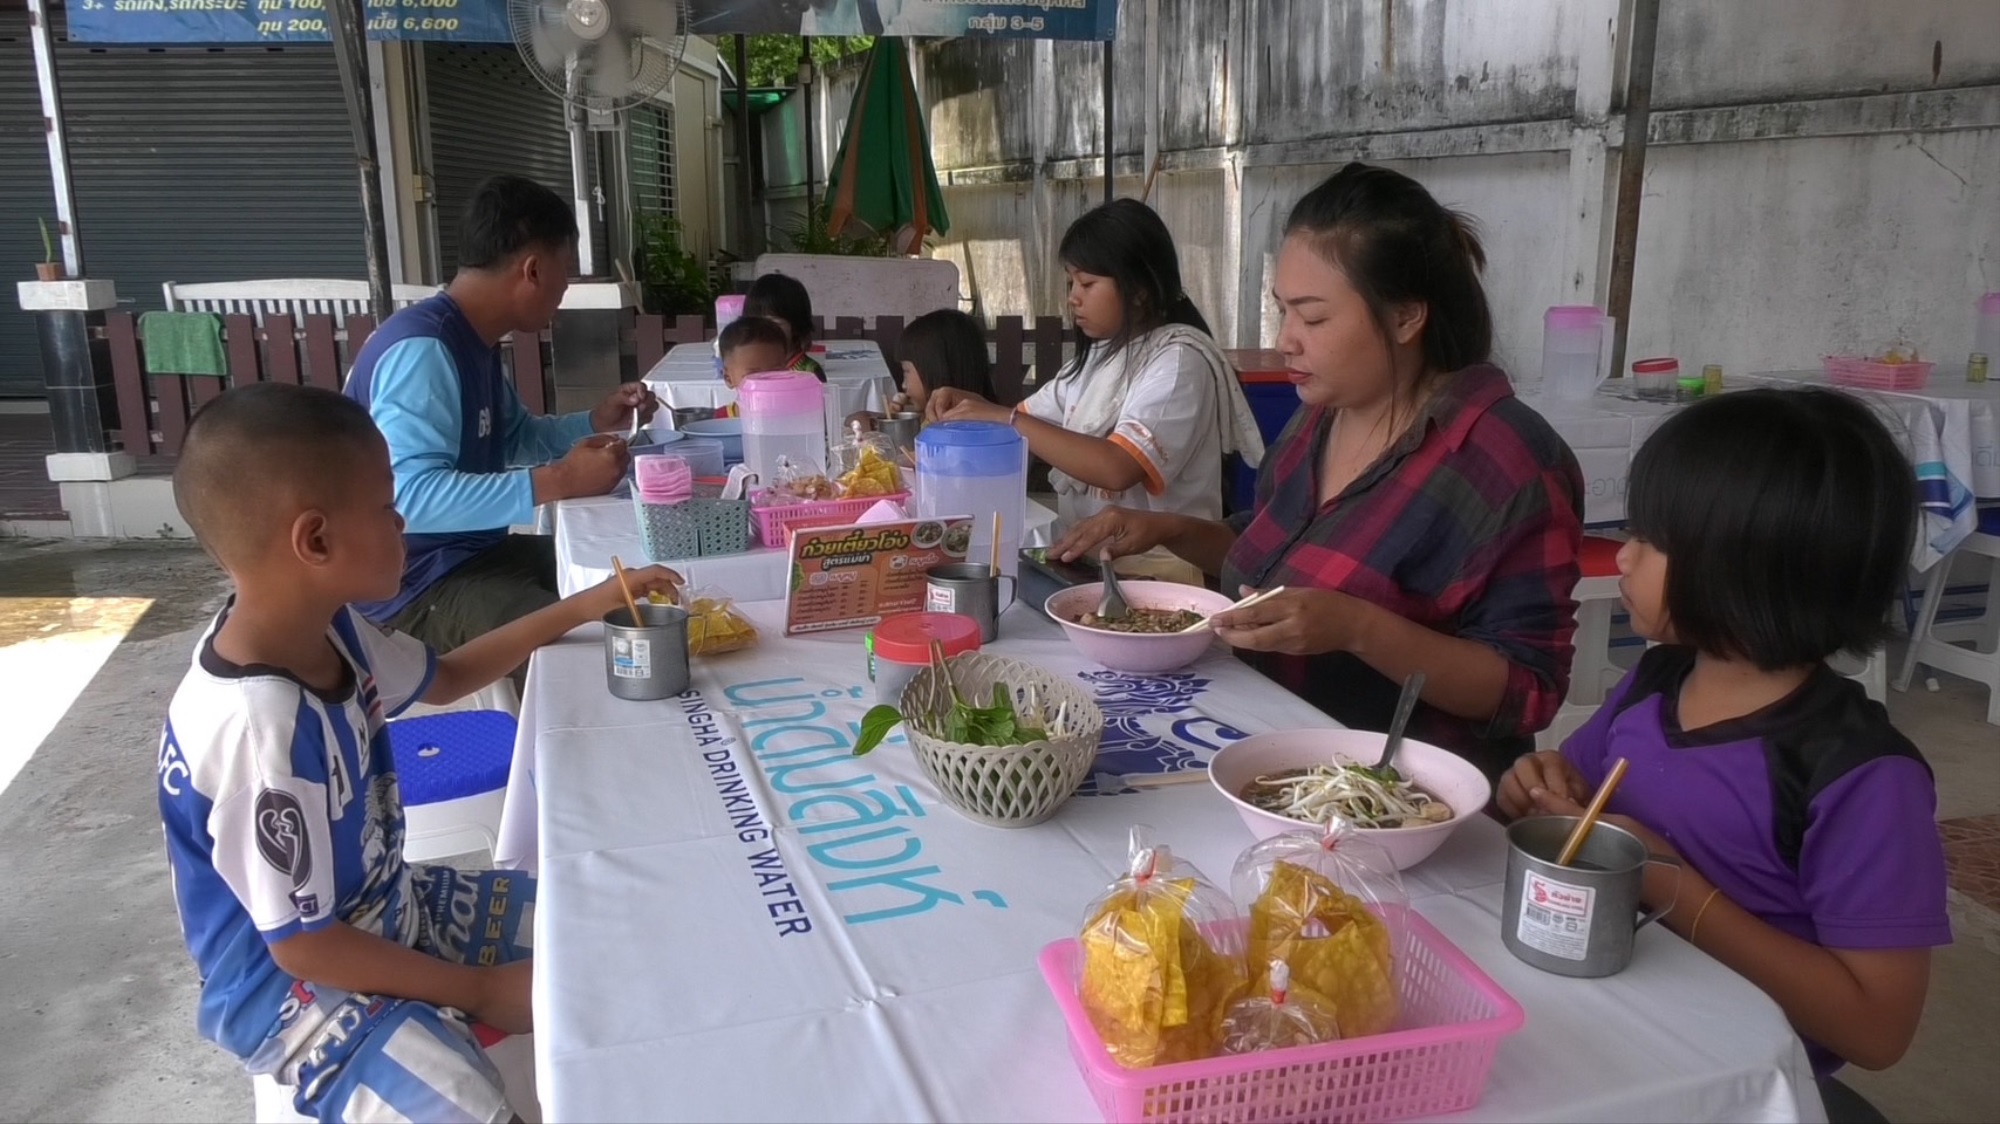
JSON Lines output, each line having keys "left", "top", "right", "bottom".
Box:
{"left": 1206, "top": 728, "right": 1491, "bottom": 871}
{"left": 1043, "top": 582, "right": 1239, "bottom": 673}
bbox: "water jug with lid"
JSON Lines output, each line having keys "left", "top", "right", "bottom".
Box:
{"left": 711, "top": 294, "right": 746, "bottom": 358}
{"left": 1976, "top": 293, "right": 2000, "bottom": 365}
{"left": 915, "top": 422, "right": 1028, "bottom": 578}
{"left": 738, "top": 371, "right": 827, "bottom": 485}
{"left": 1541, "top": 306, "right": 1616, "bottom": 402}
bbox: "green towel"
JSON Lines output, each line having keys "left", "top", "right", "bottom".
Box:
{"left": 140, "top": 311, "right": 228, "bottom": 377}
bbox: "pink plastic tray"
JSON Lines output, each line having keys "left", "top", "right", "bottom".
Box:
{"left": 1038, "top": 910, "right": 1524, "bottom": 1124}
{"left": 750, "top": 490, "right": 909, "bottom": 546}
{"left": 1823, "top": 356, "right": 1933, "bottom": 390}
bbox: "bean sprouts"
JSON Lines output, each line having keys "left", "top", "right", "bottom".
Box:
{"left": 1241, "top": 762, "right": 1455, "bottom": 830}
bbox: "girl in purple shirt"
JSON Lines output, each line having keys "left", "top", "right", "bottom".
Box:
{"left": 1499, "top": 389, "right": 1950, "bottom": 1109}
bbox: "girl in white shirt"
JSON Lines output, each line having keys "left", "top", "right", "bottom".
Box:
{"left": 925, "top": 199, "right": 1264, "bottom": 531}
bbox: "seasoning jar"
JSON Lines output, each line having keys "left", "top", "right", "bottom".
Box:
{"left": 1631, "top": 357, "right": 1678, "bottom": 400}
{"left": 1702, "top": 363, "right": 1724, "bottom": 396}
{"left": 1969, "top": 353, "right": 1990, "bottom": 384}
{"left": 866, "top": 612, "right": 982, "bottom": 705}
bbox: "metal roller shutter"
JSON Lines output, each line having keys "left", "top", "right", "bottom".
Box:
{"left": 58, "top": 31, "right": 365, "bottom": 315}
{"left": 0, "top": 11, "right": 58, "bottom": 396}
{"left": 424, "top": 42, "right": 609, "bottom": 276}
{"left": 3, "top": 11, "right": 362, "bottom": 397}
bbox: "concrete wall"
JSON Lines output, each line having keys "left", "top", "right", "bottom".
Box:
{"left": 912, "top": 0, "right": 2000, "bottom": 380}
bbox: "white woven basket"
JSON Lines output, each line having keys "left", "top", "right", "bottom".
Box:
{"left": 900, "top": 654, "right": 1104, "bottom": 828}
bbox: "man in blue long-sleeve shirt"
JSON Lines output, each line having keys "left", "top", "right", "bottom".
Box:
{"left": 345, "top": 175, "right": 657, "bottom": 660}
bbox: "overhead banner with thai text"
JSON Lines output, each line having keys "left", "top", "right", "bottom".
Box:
{"left": 66, "top": 0, "right": 511, "bottom": 44}
{"left": 689, "top": 0, "right": 1117, "bottom": 40}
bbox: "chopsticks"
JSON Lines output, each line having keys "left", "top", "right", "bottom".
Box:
{"left": 1175, "top": 585, "right": 1289, "bottom": 634}
{"left": 1120, "top": 771, "right": 1213, "bottom": 790}
{"left": 989, "top": 512, "right": 1002, "bottom": 573}
{"left": 610, "top": 555, "right": 643, "bottom": 627}
{"left": 1555, "top": 757, "right": 1629, "bottom": 867}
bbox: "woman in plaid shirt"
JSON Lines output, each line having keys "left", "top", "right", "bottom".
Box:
{"left": 1055, "top": 163, "right": 1585, "bottom": 780}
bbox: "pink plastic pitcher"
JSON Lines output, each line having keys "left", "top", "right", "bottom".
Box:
{"left": 736, "top": 371, "right": 828, "bottom": 482}
{"left": 1541, "top": 306, "right": 1616, "bottom": 402}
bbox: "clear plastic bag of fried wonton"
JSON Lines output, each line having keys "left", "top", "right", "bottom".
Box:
{"left": 1220, "top": 959, "right": 1343, "bottom": 1055}
{"left": 664, "top": 584, "right": 758, "bottom": 656}
{"left": 1231, "top": 820, "right": 1407, "bottom": 1040}
{"left": 1079, "top": 826, "right": 1247, "bottom": 1068}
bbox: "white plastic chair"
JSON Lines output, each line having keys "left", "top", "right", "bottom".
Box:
{"left": 1895, "top": 530, "right": 2000, "bottom": 725}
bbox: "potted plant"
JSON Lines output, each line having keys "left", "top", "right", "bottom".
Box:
{"left": 36, "top": 218, "right": 64, "bottom": 282}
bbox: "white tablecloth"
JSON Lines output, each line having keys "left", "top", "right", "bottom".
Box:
{"left": 1524, "top": 392, "right": 1680, "bottom": 526}
{"left": 1530, "top": 375, "right": 2000, "bottom": 567}
{"left": 502, "top": 600, "right": 1825, "bottom": 1124}
{"left": 552, "top": 493, "right": 1061, "bottom": 602}
{"left": 1745, "top": 369, "right": 2000, "bottom": 568}
{"left": 643, "top": 339, "right": 900, "bottom": 430}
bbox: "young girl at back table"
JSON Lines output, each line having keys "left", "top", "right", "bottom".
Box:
{"left": 892, "top": 308, "right": 996, "bottom": 416}
{"left": 924, "top": 198, "right": 1264, "bottom": 530}
{"left": 1499, "top": 388, "right": 1949, "bottom": 1113}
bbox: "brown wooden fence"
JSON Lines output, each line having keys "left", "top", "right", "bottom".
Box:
{"left": 100, "top": 311, "right": 1070, "bottom": 458}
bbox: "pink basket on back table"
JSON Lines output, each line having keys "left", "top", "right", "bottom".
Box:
{"left": 1038, "top": 909, "right": 1524, "bottom": 1124}
{"left": 1823, "top": 355, "right": 1933, "bottom": 390}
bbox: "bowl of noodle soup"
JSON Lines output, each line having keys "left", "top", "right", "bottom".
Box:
{"left": 1207, "top": 728, "right": 1491, "bottom": 871}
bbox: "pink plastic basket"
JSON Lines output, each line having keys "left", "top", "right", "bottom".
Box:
{"left": 750, "top": 490, "right": 909, "bottom": 546}
{"left": 1038, "top": 910, "right": 1524, "bottom": 1124}
{"left": 1823, "top": 356, "right": 1933, "bottom": 390}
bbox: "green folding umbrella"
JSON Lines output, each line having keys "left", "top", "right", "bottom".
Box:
{"left": 825, "top": 38, "right": 951, "bottom": 246}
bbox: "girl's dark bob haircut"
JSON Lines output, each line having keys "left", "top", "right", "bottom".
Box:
{"left": 1626, "top": 387, "right": 1915, "bottom": 669}
{"left": 896, "top": 309, "right": 995, "bottom": 400}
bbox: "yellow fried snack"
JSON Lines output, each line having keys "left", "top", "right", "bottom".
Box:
{"left": 1247, "top": 861, "right": 1398, "bottom": 1039}
{"left": 836, "top": 445, "right": 902, "bottom": 498}
{"left": 1080, "top": 878, "right": 1246, "bottom": 1068}
{"left": 652, "top": 592, "right": 759, "bottom": 655}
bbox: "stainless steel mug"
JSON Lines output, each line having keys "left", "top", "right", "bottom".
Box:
{"left": 878, "top": 412, "right": 923, "bottom": 454}
{"left": 924, "top": 562, "right": 1017, "bottom": 643}
{"left": 1502, "top": 816, "right": 1681, "bottom": 978}
{"left": 602, "top": 602, "right": 691, "bottom": 701}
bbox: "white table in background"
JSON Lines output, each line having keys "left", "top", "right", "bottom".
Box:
{"left": 642, "top": 339, "right": 900, "bottom": 423}
{"left": 1524, "top": 391, "right": 1680, "bottom": 526}
{"left": 1745, "top": 369, "right": 2000, "bottom": 567}
{"left": 503, "top": 600, "right": 1825, "bottom": 1124}
{"left": 552, "top": 493, "right": 1060, "bottom": 602}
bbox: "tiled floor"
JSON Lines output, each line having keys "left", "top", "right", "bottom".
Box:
{"left": 0, "top": 414, "right": 62, "bottom": 519}
{"left": 1941, "top": 814, "right": 2000, "bottom": 913}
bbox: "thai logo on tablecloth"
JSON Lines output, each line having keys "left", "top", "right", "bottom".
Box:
{"left": 1076, "top": 671, "right": 1250, "bottom": 795}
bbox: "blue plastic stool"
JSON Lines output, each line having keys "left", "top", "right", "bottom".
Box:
{"left": 389, "top": 711, "right": 518, "bottom": 863}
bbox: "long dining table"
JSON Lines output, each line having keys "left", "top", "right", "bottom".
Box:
{"left": 497, "top": 598, "right": 1827, "bottom": 1123}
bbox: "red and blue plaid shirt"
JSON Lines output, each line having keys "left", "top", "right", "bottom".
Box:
{"left": 1220, "top": 364, "right": 1584, "bottom": 779}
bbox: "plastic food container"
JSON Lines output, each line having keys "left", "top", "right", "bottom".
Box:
{"left": 865, "top": 612, "right": 981, "bottom": 705}
{"left": 1630, "top": 357, "right": 1678, "bottom": 400}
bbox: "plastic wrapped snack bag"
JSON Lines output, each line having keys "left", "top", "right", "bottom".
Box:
{"left": 652, "top": 586, "right": 759, "bottom": 656}
{"left": 760, "top": 455, "right": 836, "bottom": 503}
{"left": 1232, "top": 821, "right": 1405, "bottom": 1040}
{"left": 1220, "top": 959, "right": 1342, "bottom": 1055}
{"left": 1079, "top": 826, "right": 1246, "bottom": 1068}
{"left": 831, "top": 439, "right": 903, "bottom": 498}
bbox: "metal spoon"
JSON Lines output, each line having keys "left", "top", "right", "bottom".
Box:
{"left": 1096, "top": 551, "right": 1130, "bottom": 621}
{"left": 1374, "top": 671, "right": 1426, "bottom": 776}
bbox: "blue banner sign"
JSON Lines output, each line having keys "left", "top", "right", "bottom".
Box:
{"left": 66, "top": 0, "right": 512, "bottom": 44}
{"left": 689, "top": 0, "right": 1118, "bottom": 40}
